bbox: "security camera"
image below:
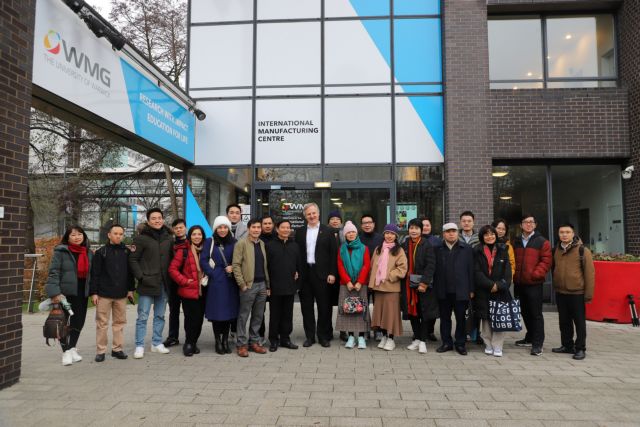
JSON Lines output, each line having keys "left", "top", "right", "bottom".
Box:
{"left": 194, "top": 109, "right": 206, "bottom": 121}
{"left": 622, "top": 165, "right": 634, "bottom": 180}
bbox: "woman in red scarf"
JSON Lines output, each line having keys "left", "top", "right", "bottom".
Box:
{"left": 45, "top": 225, "right": 94, "bottom": 366}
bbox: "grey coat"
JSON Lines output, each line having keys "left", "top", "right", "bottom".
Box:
{"left": 129, "top": 224, "right": 173, "bottom": 296}
{"left": 45, "top": 245, "right": 94, "bottom": 298}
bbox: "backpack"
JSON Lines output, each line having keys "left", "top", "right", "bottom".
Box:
{"left": 43, "top": 303, "right": 69, "bottom": 346}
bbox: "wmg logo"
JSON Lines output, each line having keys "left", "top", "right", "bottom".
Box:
{"left": 44, "top": 29, "right": 111, "bottom": 87}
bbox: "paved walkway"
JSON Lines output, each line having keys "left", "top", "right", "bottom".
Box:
{"left": 1, "top": 305, "right": 640, "bottom": 426}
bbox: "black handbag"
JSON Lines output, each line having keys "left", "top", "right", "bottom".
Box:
{"left": 409, "top": 274, "right": 422, "bottom": 289}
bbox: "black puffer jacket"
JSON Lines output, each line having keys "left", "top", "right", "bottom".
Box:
{"left": 90, "top": 243, "right": 135, "bottom": 299}
{"left": 129, "top": 224, "right": 173, "bottom": 296}
{"left": 473, "top": 243, "right": 512, "bottom": 319}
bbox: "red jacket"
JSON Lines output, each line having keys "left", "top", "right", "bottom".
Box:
{"left": 337, "top": 246, "right": 371, "bottom": 286}
{"left": 513, "top": 231, "right": 552, "bottom": 286}
{"left": 168, "top": 245, "right": 201, "bottom": 300}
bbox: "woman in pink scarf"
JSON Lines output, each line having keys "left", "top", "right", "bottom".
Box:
{"left": 369, "top": 224, "right": 408, "bottom": 351}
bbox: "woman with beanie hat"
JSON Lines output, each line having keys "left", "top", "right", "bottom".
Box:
{"left": 201, "top": 216, "right": 238, "bottom": 354}
{"left": 369, "top": 224, "right": 408, "bottom": 351}
{"left": 336, "top": 221, "right": 372, "bottom": 349}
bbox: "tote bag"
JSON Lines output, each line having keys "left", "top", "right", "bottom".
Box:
{"left": 489, "top": 297, "right": 522, "bottom": 332}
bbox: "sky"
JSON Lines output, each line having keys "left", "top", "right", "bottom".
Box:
{"left": 86, "top": 0, "right": 113, "bottom": 19}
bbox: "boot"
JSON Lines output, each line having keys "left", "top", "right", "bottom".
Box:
{"left": 214, "top": 334, "right": 224, "bottom": 355}
{"left": 222, "top": 330, "right": 232, "bottom": 354}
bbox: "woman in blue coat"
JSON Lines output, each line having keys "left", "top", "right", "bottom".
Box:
{"left": 201, "top": 216, "right": 238, "bottom": 354}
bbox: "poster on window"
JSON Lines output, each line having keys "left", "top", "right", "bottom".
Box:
{"left": 387, "top": 204, "right": 418, "bottom": 231}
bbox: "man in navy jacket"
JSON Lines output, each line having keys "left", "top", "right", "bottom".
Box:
{"left": 433, "top": 223, "right": 475, "bottom": 355}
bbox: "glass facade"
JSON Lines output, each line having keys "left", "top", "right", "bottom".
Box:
{"left": 489, "top": 14, "right": 617, "bottom": 89}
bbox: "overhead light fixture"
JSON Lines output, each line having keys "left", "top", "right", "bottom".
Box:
{"left": 330, "top": 198, "right": 340, "bottom": 201}
{"left": 492, "top": 171, "right": 509, "bottom": 178}
{"left": 314, "top": 181, "right": 331, "bottom": 188}
{"left": 499, "top": 196, "right": 512, "bottom": 200}
{"left": 526, "top": 72, "right": 533, "bottom": 77}
{"left": 513, "top": 86, "right": 519, "bottom": 90}
{"left": 565, "top": 34, "right": 572, "bottom": 40}
{"left": 262, "top": 203, "right": 269, "bottom": 206}
{"left": 333, "top": 202, "right": 343, "bottom": 206}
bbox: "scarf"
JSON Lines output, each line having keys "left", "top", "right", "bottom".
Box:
{"left": 67, "top": 244, "right": 89, "bottom": 279}
{"left": 190, "top": 242, "right": 204, "bottom": 280}
{"left": 340, "top": 236, "right": 365, "bottom": 283}
{"left": 375, "top": 241, "right": 396, "bottom": 287}
{"left": 405, "top": 238, "right": 421, "bottom": 317}
{"left": 483, "top": 243, "right": 497, "bottom": 276}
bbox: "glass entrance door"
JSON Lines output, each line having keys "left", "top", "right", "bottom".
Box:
{"left": 255, "top": 186, "right": 390, "bottom": 232}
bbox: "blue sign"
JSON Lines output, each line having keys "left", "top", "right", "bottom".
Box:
{"left": 121, "top": 59, "right": 195, "bottom": 163}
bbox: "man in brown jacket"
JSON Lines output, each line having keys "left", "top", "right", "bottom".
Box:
{"left": 551, "top": 223, "right": 595, "bottom": 360}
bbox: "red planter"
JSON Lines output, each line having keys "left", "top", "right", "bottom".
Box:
{"left": 586, "top": 261, "right": 640, "bottom": 324}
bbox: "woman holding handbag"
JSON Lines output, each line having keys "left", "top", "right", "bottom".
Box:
{"left": 45, "top": 225, "right": 93, "bottom": 366}
{"left": 401, "top": 218, "right": 437, "bottom": 354}
{"left": 370, "top": 224, "right": 408, "bottom": 351}
{"left": 336, "top": 221, "right": 371, "bottom": 349}
{"left": 168, "top": 225, "right": 207, "bottom": 356}
{"left": 201, "top": 216, "right": 238, "bottom": 355}
{"left": 473, "top": 224, "right": 512, "bottom": 357}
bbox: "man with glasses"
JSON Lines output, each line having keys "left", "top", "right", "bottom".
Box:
{"left": 513, "top": 214, "right": 552, "bottom": 356}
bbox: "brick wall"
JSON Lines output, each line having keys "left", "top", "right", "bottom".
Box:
{"left": 0, "top": 0, "right": 35, "bottom": 389}
{"left": 489, "top": 88, "right": 629, "bottom": 159}
{"left": 619, "top": 0, "right": 640, "bottom": 255}
{"left": 443, "top": 0, "right": 493, "bottom": 226}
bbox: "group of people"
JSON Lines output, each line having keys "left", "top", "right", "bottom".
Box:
{"left": 45, "top": 203, "right": 595, "bottom": 366}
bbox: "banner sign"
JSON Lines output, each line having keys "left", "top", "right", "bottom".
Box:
{"left": 33, "top": 0, "right": 195, "bottom": 163}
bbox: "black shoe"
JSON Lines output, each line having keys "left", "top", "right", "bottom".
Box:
{"left": 95, "top": 353, "right": 105, "bottom": 362}
{"left": 111, "top": 351, "right": 128, "bottom": 360}
{"left": 573, "top": 350, "right": 586, "bottom": 360}
{"left": 183, "top": 343, "right": 194, "bottom": 357}
{"left": 552, "top": 346, "right": 575, "bottom": 354}
{"left": 303, "top": 339, "right": 316, "bottom": 347}
{"left": 163, "top": 337, "right": 179, "bottom": 347}
{"left": 427, "top": 333, "right": 438, "bottom": 342}
{"left": 320, "top": 340, "right": 331, "bottom": 348}
{"left": 269, "top": 343, "right": 278, "bottom": 352}
{"left": 530, "top": 346, "right": 543, "bottom": 356}
{"left": 221, "top": 333, "right": 232, "bottom": 354}
{"left": 280, "top": 341, "right": 299, "bottom": 350}
{"left": 436, "top": 344, "right": 453, "bottom": 353}
{"left": 215, "top": 336, "right": 224, "bottom": 355}
{"left": 455, "top": 346, "right": 468, "bottom": 356}
{"left": 193, "top": 345, "right": 200, "bottom": 354}
{"left": 515, "top": 339, "right": 532, "bottom": 347}
{"left": 339, "top": 331, "right": 348, "bottom": 342}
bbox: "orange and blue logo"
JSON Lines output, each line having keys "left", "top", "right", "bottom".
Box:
{"left": 44, "top": 30, "right": 61, "bottom": 54}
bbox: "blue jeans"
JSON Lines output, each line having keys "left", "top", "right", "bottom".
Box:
{"left": 135, "top": 289, "right": 167, "bottom": 347}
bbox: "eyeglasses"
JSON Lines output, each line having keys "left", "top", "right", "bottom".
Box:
{"left": 521, "top": 220, "right": 536, "bottom": 224}
{"left": 361, "top": 221, "right": 374, "bottom": 225}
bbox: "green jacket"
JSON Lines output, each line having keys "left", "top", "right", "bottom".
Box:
{"left": 45, "top": 245, "right": 93, "bottom": 298}
{"left": 128, "top": 224, "right": 173, "bottom": 296}
{"left": 232, "top": 237, "right": 270, "bottom": 290}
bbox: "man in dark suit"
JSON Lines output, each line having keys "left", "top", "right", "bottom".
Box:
{"left": 295, "top": 202, "right": 338, "bottom": 347}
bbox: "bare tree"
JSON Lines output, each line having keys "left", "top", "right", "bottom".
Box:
{"left": 109, "top": 0, "right": 187, "bottom": 218}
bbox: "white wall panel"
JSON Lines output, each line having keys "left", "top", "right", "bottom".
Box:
{"left": 195, "top": 100, "right": 252, "bottom": 165}
{"left": 325, "top": 97, "right": 391, "bottom": 163}
{"left": 395, "top": 97, "right": 444, "bottom": 163}
{"left": 190, "top": 0, "right": 253, "bottom": 23}
{"left": 256, "top": 23, "right": 321, "bottom": 86}
{"left": 257, "top": 0, "right": 320, "bottom": 20}
{"left": 189, "top": 25, "right": 253, "bottom": 89}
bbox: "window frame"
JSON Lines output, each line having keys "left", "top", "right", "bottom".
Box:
{"left": 488, "top": 12, "right": 619, "bottom": 89}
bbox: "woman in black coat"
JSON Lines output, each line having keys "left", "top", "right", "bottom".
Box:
{"left": 473, "top": 225, "right": 512, "bottom": 357}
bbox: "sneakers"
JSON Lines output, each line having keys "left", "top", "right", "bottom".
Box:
{"left": 69, "top": 348, "right": 82, "bottom": 362}
{"left": 151, "top": 344, "right": 170, "bottom": 354}
{"left": 357, "top": 336, "right": 366, "bottom": 349}
{"left": 515, "top": 339, "right": 532, "bottom": 347}
{"left": 133, "top": 346, "right": 144, "bottom": 359}
{"left": 530, "top": 346, "right": 543, "bottom": 356}
{"left": 62, "top": 350, "right": 73, "bottom": 366}
{"left": 377, "top": 336, "right": 388, "bottom": 349}
{"left": 418, "top": 341, "right": 427, "bottom": 354}
{"left": 407, "top": 339, "right": 420, "bottom": 351}
{"left": 345, "top": 336, "right": 355, "bottom": 349}
{"left": 493, "top": 348, "right": 503, "bottom": 357}
{"left": 383, "top": 338, "right": 396, "bottom": 351}
{"left": 484, "top": 346, "right": 494, "bottom": 355}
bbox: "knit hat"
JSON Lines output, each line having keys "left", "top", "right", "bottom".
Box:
{"left": 212, "top": 215, "right": 232, "bottom": 231}
{"left": 328, "top": 210, "right": 342, "bottom": 221}
{"left": 383, "top": 223, "right": 400, "bottom": 235}
{"left": 343, "top": 221, "right": 357, "bottom": 234}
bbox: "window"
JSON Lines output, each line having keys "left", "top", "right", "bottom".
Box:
{"left": 489, "top": 14, "right": 616, "bottom": 89}
{"left": 396, "top": 166, "right": 444, "bottom": 234}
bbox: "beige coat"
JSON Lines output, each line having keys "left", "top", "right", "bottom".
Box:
{"left": 232, "top": 237, "right": 270, "bottom": 290}
{"left": 368, "top": 248, "right": 408, "bottom": 292}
